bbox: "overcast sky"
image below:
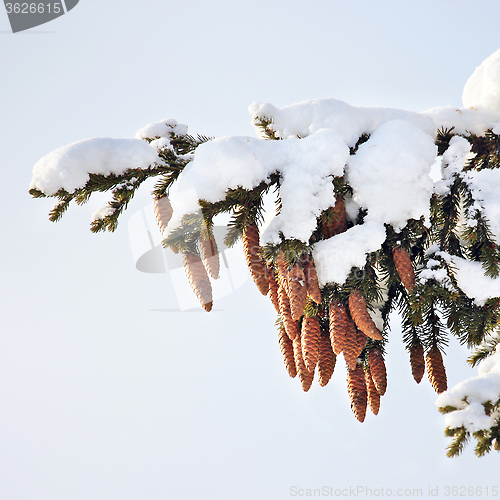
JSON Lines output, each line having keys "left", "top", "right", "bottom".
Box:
{"left": 1, "top": 1, "right": 499, "bottom": 499}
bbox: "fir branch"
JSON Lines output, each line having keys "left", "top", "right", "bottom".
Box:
{"left": 468, "top": 330, "right": 500, "bottom": 366}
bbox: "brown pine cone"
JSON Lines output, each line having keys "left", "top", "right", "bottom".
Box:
{"left": 278, "top": 282, "right": 299, "bottom": 341}
{"left": 302, "top": 254, "right": 322, "bottom": 304}
{"left": 268, "top": 267, "right": 280, "bottom": 312}
{"left": 242, "top": 222, "right": 269, "bottom": 295}
{"left": 368, "top": 348, "right": 387, "bottom": 396}
{"left": 494, "top": 439, "right": 500, "bottom": 451}
{"left": 183, "top": 251, "right": 213, "bottom": 311}
{"left": 301, "top": 316, "right": 321, "bottom": 371}
{"left": 426, "top": 347, "right": 447, "bottom": 394}
{"left": 153, "top": 195, "right": 173, "bottom": 235}
{"left": 321, "top": 195, "right": 348, "bottom": 239}
{"left": 278, "top": 325, "right": 297, "bottom": 378}
{"left": 318, "top": 330, "right": 336, "bottom": 387}
{"left": 199, "top": 233, "right": 220, "bottom": 279}
{"left": 293, "top": 333, "right": 314, "bottom": 392}
{"left": 343, "top": 327, "right": 366, "bottom": 371}
{"left": 348, "top": 291, "right": 383, "bottom": 341}
{"left": 347, "top": 365, "right": 367, "bottom": 422}
{"left": 410, "top": 343, "right": 425, "bottom": 384}
{"left": 288, "top": 263, "right": 307, "bottom": 321}
{"left": 329, "top": 301, "right": 349, "bottom": 355}
{"left": 392, "top": 246, "right": 415, "bottom": 293}
{"left": 365, "top": 369, "right": 381, "bottom": 415}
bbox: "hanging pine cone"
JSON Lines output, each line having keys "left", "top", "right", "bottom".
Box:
{"left": 288, "top": 263, "right": 307, "bottom": 321}
{"left": 242, "top": 222, "right": 269, "bottom": 295}
{"left": 301, "top": 316, "right": 321, "bottom": 371}
{"left": 183, "top": 251, "right": 213, "bottom": 311}
{"left": 494, "top": 439, "right": 500, "bottom": 452}
{"left": 343, "top": 327, "right": 366, "bottom": 371}
{"left": 278, "top": 282, "right": 299, "bottom": 341}
{"left": 268, "top": 267, "right": 280, "bottom": 312}
{"left": 199, "top": 232, "right": 220, "bottom": 279}
{"left": 426, "top": 346, "right": 447, "bottom": 394}
{"left": 321, "top": 195, "right": 348, "bottom": 239}
{"left": 392, "top": 246, "right": 415, "bottom": 293}
{"left": 278, "top": 325, "right": 297, "bottom": 378}
{"left": 365, "top": 369, "right": 381, "bottom": 415}
{"left": 347, "top": 364, "right": 367, "bottom": 422}
{"left": 293, "top": 333, "right": 314, "bottom": 392}
{"left": 368, "top": 348, "right": 387, "bottom": 396}
{"left": 410, "top": 343, "right": 425, "bottom": 384}
{"left": 348, "top": 290, "right": 383, "bottom": 340}
{"left": 318, "top": 330, "right": 336, "bottom": 387}
{"left": 153, "top": 195, "right": 173, "bottom": 235}
{"left": 329, "top": 301, "right": 350, "bottom": 355}
{"left": 302, "top": 254, "right": 322, "bottom": 304}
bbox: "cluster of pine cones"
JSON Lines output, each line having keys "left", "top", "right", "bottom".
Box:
{"left": 154, "top": 194, "right": 448, "bottom": 422}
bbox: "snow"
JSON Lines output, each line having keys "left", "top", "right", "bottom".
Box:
{"left": 436, "top": 345, "right": 500, "bottom": 433}
{"left": 165, "top": 129, "right": 350, "bottom": 244}
{"left": 433, "top": 136, "right": 471, "bottom": 196}
{"left": 91, "top": 204, "right": 115, "bottom": 221}
{"left": 450, "top": 257, "right": 500, "bottom": 306}
{"left": 135, "top": 119, "right": 188, "bottom": 140}
{"left": 249, "top": 98, "right": 436, "bottom": 146}
{"left": 463, "top": 168, "right": 500, "bottom": 245}
{"left": 463, "top": 49, "right": 500, "bottom": 113}
{"left": 312, "top": 221, "right": 386, "bottom": 286}
{"left": 346, "top": 120, "right": 435, "bottom": 231}
{"left": 30, "top": 138, "right": 162, "bottom": 196}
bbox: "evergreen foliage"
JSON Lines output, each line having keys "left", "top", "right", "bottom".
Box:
{"left": 31, "top": 114, "right": 500, "bottom": 457}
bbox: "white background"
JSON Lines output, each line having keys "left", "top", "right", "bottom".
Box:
{"left": 1, "top": 1, "right": 499, "bottom": 499}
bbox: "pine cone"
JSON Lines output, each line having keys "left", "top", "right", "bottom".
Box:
{"left": 301, "top": 316, "right": 321, "bottom": 371}
{"left": 278, "top": 282, "right": 299, "bottom": 341}
{"left": 318, "top": 330, "right": 336, "bottom": 387}
{"left": 183, "top": 251, "right": 213, "bottom": 311}
{"left": 410, "top": 343, "right": 425, "bottom": 384}
{"left": 278, "top": 325, "right": 297, "bottom": 378}
{"left": 368, "top": 348, "right": 387, "bottom": 396}
{"left": 426, "top": 347, "right": 447, "bottom": 394}
{"left": 268, "top": 267, "right": 280, "bottom": 312}
{"left": 343, "top": 327, "right": 366, "bottom": 371}
{"left": 242, "top": 222, "right": 269, "bottom": 295}
{"left": 348, "top": 291, "right": 383, "bottom": 340}
{"left": 276, "top": 252, "right": 290, "bottom": 296}
{"left": 293, "top": 333, "right": 314, "bottom": 392}
{"left": 365, "top": 369, "right": 381, "bottom": 415}
{"left": 347, "top": 365, "right": 367, "bottom": 422}
{"left": 322, "top": 195, "right": 348, "bottom": 239}
{"left": 199, "top": 233, "right": 220, "bottom": 279}
{"left": 329, "top": 301, "right": 349, "bottom": 355}
{"left": 392, "top": 246, "right": 415, "bottom": 293}
{"left": 302, "top": 254, "right": 322, "bottom": 304}
{"left": 288, "top": 263, "right": 307, "bottom": 320}
{"left": 153, "top": 195, "right": 173, "bottom": 235}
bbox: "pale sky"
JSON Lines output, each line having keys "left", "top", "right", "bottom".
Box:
{"left": 1, "top": 1, "right": 499, "bottom": 499}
